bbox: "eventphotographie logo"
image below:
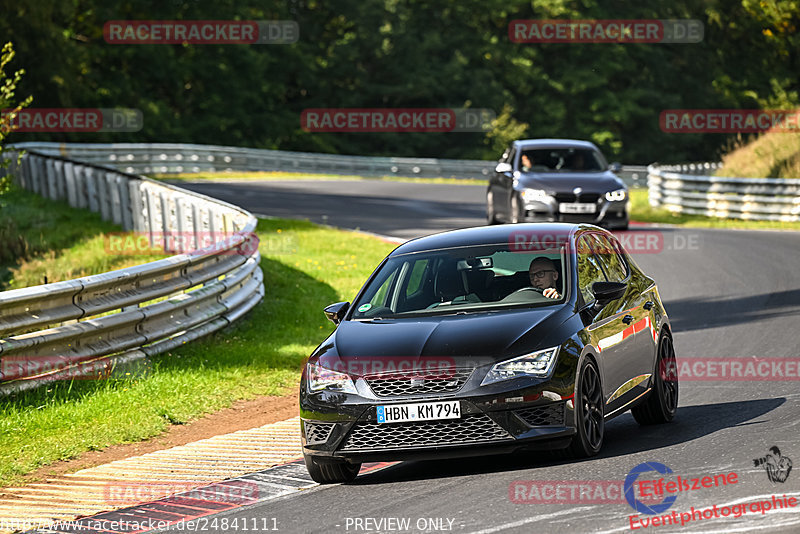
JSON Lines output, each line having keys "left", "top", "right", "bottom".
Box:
{"left": 754, "top": 446, "right": 793, "bottom": 483}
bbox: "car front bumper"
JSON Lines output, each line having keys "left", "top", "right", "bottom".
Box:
{"left": 521, "top": 198, "right": 628, "bottom": 228}
{"left": 300, "top": 375, "right": 577, "bottom": 463}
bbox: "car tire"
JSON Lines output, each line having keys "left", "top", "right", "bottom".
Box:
{"left": 304, "top": 453, "right": 361, "bottom": 484}
{"left": 631, "top": 333, "right": 678, "bottom": 425}
{"left": 566, "top": 357, "right": 604, "bottom": 458}
{"left": 486, "top": 191, "right": 500, "bottom": 225}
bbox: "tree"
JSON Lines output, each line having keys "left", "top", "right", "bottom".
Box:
{"left": 0, "top": 41, "right": 32, "bottom": 195}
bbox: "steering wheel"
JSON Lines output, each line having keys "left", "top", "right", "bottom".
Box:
{"left": 511, "top": 286, "right": 544, "bottom": 295}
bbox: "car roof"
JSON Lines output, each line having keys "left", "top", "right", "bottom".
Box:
{"left": 513, "top": 139, "right": 600, "bottom": 151}
{"left": 390, "top": 223, "right": 597, "bottom": 255}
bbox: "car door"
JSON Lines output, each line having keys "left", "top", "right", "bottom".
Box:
{"left": 598, "top": 233, "right": 656, "bottom": 378}
{"left": 577, "top": 233, "right": 638, "bottom": 411}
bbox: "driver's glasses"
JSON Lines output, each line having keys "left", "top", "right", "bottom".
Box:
{"left": 531, "top": 270, "right": 556, "bottom": 279}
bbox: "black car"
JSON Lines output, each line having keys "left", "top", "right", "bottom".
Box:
{"left": 300, "top": 223, "right": 676, "bottom": 483}
{"left": 487, "top": 139, "right": 629, "bottom": 229}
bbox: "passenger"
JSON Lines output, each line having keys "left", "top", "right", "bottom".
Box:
{"left": 520, "top": 154, "right": 534, "bottom": 172}
{"left": 529, "top": 257, "right": 560, "bottom": 299}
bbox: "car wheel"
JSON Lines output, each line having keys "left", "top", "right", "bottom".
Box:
{"left": 632, "top": 333, "right": 678, "bottom": 425}
{"left": 510, "top": 194, "right": 522, "bottom": 224}
{"left": 486, "top": 191, "right": 500, "bottom": 225}
{"left": 304, "top": 453, "right": 361, "bottom": 484}
{"left": 567, "top": 358, "right": 604, "bottom": 458}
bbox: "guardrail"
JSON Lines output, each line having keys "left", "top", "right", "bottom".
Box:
{"left": 0, "top": 149, "right": 264, "bottom": 395}
{"left": 8, "top": 142, "right": 648, "bottom": 187}
{"left": 10, "top": 142, "right": 496, "bottom": 180}
{"left": 648, "top": 162, "right": 800, "bottom": 221}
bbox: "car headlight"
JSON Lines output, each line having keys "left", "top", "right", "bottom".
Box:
{"left": 481, "top": 346, "right": 560, "bottom": 386}
{"left": 605, "top": 188, "right": 627, "bottom": 202}
{"left": 307, "top": 362, "right": 358, "bottom": 394}
{"left": 521, "top": 189, "right": 550, "bottom": 203}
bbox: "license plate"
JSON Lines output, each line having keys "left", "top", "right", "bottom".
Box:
{"left": 559, "top": 202, "right": 596, "bottom": 214}
{"left": 376, "top": 401, "right": 461, "bottom": 424}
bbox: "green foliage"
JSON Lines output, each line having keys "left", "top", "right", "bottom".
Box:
{"left": 0, "top": 41, "right": 32, "bottom": 193}
{"left": 0, "top": 1, "right": 797, "bottom": 163}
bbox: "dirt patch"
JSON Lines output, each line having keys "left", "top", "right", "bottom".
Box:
{"left": 5, "top": 394, "right": 298, "bottom": 490}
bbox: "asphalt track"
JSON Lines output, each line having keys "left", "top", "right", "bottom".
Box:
{"left": 167, "top": 179, "right": 800, "bottom": 534}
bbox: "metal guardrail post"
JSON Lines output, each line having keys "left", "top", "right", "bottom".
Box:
{"left": 0, "top": 148, "right": 264, "bottom": 394}
{"left": 648, "top": 163, "right": 800, "bottom": 222}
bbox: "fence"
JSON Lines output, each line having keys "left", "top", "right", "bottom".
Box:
{"left": 8, "top": 142, "right": 649, "bottom": 187}
{"left": 0, "top": 149, "right": 264, "bottom": 395}
{"left": 648, "top": 162, "right": 800, "bottom": 221}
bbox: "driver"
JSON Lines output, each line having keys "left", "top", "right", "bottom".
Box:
{"left": 529, "top": 257, "right": 560, "bottom": 299}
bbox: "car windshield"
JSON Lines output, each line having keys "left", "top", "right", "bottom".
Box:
{"left": 351, "top": 244, "right": 567, "bottom": 319}
{"left": 519, "top": 148, "right": 605, "bottom": 172}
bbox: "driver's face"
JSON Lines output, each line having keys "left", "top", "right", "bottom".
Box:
{"left": 529, "top": 264, "right": 558, "bottom": 289}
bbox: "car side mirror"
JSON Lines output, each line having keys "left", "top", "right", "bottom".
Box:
{"left": 609, "top": 162, "right": 622, "bottom": 173}
{"left": 591, "top": 281, "right": 626, "bottom": 307}
{"left": 323, "top": 301, "right": 350, "bottom": 324}
{"left": 495, "top": 162, "right": 513, "bottom": 174}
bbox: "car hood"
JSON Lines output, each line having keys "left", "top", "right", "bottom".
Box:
{"left": 517, "top": 171, "right": 624, "bottom": 193}
{"left": 317, "top": 307, "right": 570, "bottom": 373}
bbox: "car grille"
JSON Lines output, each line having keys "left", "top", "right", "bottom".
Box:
{"left": 340, "top": 414, "right": 513, "bottom": 451}
{"left": 554, "top": 193, "right": 601, "bottom": 203}
{"left": 304, "top": 422, "right": 335, "bottom": 444}
{"left": 365, "top": 368, "right": 474, "bottom": 397}
{"left": 514, "top": 403, "right": 565, "bottom": 426}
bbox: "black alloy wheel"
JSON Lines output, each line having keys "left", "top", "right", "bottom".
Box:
{"left": 632, "top": 333, "right": 678, "bottom": 425}
{"left": 567, "top": 358, "right": 604, "bottom": 457}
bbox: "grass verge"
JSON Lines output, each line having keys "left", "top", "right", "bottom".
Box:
{"left": 629, "top": 189, "right": 800, "bottom": 230}
{"left": 0, "top": 213, "right": 395, "bottom": 488}
{"left": 0, "top": 187, "right": 169, "bottom": 289}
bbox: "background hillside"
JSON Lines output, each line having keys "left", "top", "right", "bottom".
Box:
{"left": 1, "top": 0, "right": 798, "bottom": 164}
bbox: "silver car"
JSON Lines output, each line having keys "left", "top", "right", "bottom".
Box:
{"left": 486, "top": 139, "right": 629, "bottom": 230}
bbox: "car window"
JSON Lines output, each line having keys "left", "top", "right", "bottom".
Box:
{"left": 577, "top": 235, "right": 608, "bottom": 304}
{"left": 590, "top": 234, "right": 628, "bottom": 283}
{"left": 520, "top": 148, "right": 605, "bottom": 172}
{"left": 405, "top": 259, "right": 429, "bottom": 297}
{"left": 351, "top": 244, "right": 567, "bottom": 319}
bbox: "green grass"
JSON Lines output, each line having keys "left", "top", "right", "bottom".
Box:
{"left": 629, "top": 189, "right": 800, "bottom": 230}
{"left": 0, "top": 214, "right": 395, "bottom": 488}
{"left": 714, "top": 131, "right": 800, "bottom": 179}
{"left": 0, "top": 187, "right": 170, "bottom": 289}
{"left": 150, "top": 170, "right": 485, "bottom": 186}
